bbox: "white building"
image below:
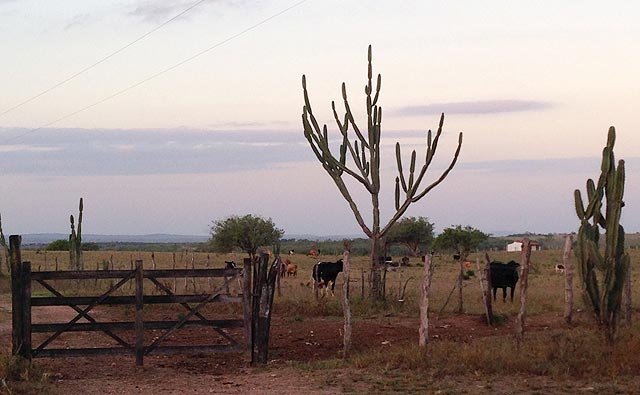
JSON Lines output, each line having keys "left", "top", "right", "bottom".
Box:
{"left": 506, "top": 241, "right": 541, "bottom": 252}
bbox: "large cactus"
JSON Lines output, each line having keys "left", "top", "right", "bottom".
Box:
{"left": 574, "top": 126, "right": 629, "bottom": 343}
{"left": 69, "top": 198, "right": 84, "bottom": 270}
{"left": 302, "top": 46, "right": 462, "bottom": 299}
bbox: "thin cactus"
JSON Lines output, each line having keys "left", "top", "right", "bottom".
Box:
{"left": 69, "top": 198, "right": 84, "bottom": 270}
{"left": 302, "top": 46, "right": 462, "bottom": 299}
{"left": 0, "top": 213, "right": 9, "bottom": 273}
{"left": 574, "top": 126, "right": 630, "bottom": 343}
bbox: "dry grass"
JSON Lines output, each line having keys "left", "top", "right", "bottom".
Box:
{"left": 6, "top": 247, "right": 640, "bottom": 393}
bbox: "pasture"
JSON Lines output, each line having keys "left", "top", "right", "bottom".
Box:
{"left": 1, "top": 247, "right": 640, "bottom": 394}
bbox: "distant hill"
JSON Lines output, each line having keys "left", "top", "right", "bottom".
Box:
{"left": 21, "top": 233, "right": 209, "bottom": 245}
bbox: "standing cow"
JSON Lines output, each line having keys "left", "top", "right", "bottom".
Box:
{"left": 489, "top": 260, "right": 520, "bottom": 302}
{"left": 312, "top": 259, "right": 344, "bottom": 296}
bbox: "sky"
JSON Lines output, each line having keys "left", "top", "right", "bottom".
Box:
{"left": 1, "top": 0, "right": 639, "bottom": 238}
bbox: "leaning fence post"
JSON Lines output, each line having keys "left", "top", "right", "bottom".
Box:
{"left": 134, "top": 260, "right": 144, "bottom": 366}
{"left": 10, "top": 235, "right": 24, "bottom": 357}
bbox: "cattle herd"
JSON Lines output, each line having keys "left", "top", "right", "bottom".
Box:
{"left": 226, "top": 251, "right": 529, "bottom": 302}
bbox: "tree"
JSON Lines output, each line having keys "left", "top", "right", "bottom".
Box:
{"left": 433, "top": 225, "right": 489, "bottom": 260}
{"left": 574, "top": 126, "right": 629, "bottom": 344}
{"left": 433, "top": 225, "right": 488, "bottom": 313}
{"left": 209, "top": 214, "right": 284, "bottom": 260}
{"left": 46, "top": 239, "right": 70, "bottom": 251}
{"left": 385, "top": 216, "right": 434, "bottom": 256}
{"left": 301, "top": 46, "right": 462, "bottom": 300}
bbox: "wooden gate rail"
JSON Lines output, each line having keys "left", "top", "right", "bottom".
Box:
{"left": 12, "top": 258, "right": 251, "bottom": 366}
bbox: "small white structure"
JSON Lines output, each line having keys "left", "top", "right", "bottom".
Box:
{"left": 506, "top": 241, "right": 541, "bottom": 252}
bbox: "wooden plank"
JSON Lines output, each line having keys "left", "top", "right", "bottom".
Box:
{"left": 32, "top": 319, "right": 244, "bottom": 333}
{"left": 34, "top": 344, "right": 243, "bottom": 359}
{"left": 31, "top": 294, "right": 242, "bottom": 306}
{"left": 31, "top": 268, "right": 241, "bottom": 281}
{"left": 34, "top": 347, "right": 133, "bottom": 358}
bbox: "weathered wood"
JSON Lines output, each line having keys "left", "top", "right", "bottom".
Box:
{"left": 34, "top": 278, "right": 131, "bottom": 348}
{"left": 342, "top": 250, "right": 352, "bottom": 358}
{"left": 254, "top": 254, "right": 278, "bottom": 365}
{"left": 33, "top": 272, "right": 135, "bottom": 354}
{"left": 419, "top": 254, "right": 434, "bottom": 347}
{"left": 31, "top": 268, "right": 238, "bottom": 280}
{"left": 31, "top": 294, "right": 241, "bottom": 306}
{"left": 32, "top": 319, "right": 244, "bottom": 333}
{"left": 34, "top": 344, "right": 243, "bottom": 359}
{"left": 135, "top": 260, "right": 144, "bottom": 365}
{"left": 456, "top": 259, "right": 464, "bottom": 314}
{"left": 242, "top": 258, "right": 252, "bottom": 351}
{"left": 21, "top": 262, "right": 32, "bottom": 360}
{"left": 515, "top": 238, "right": 532, "bottom": 348}
{"left": 477, "top": 257, "right": 493, "bottom": 326}
{"left": 562, "top": 235, "right": 574, "bottom": 324}
{"left": 10, "top": 235, "right": 25, "bottom": 358}
{"left": 144, "top": 272, "right": 240, "bottom": 356}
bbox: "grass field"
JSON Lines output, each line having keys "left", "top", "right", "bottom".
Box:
{"left": 1, "top": 247, "right": 639, "bottom": 394}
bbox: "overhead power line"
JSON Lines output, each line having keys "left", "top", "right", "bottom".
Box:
{"left": 0, "top": 0, "right": 209, "bottom": 118}
{"left": 4, "top": 0, "right": 310, "bottom": 144}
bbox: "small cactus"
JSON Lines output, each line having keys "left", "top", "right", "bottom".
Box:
{"left": 574, "top": 126, "right": 630, "bottom": 343}
{"left": 69, "top": 198, "right": 84, "bottom": 270}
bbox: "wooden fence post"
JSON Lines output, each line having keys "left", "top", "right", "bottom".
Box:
{"left": 10, "top": 235, "right": 24, "bottom": 357}
{"left": 20, "top": 261, "right": 32, "bottom": 361}
{"left": 342, "top": 249, "right": 352, "bottom": 358}
{"left": 242, "top": 258, "right": 253, "bottom": 351}
{"left": 134, "top": 260, "right": 144, "bottom": 366}
{"left": 254, "top": 254, "right": 278, "bottom": 365}
{"left": 515, "top": 239, "right": 532, "bottom": 348}
{"left": 477, "top": 257, "right": 493, "bottom": 326}
{"left": 419, "top": 254, "right": 435, "bottom": 347}
{"left": 562, "top": 235, "right": 574, "bottom": 324}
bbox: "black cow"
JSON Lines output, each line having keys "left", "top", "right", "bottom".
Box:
{"left": 224, "top": 260, "right": 237, "bottom": 269}
{"left": 312, "top": 259, "right": 344, "bottom": 295}
{"left": 489, "top": 260, "right": 520, "bottom": 302}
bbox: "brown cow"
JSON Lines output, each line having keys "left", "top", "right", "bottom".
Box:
{"left": 307, "top": 249, "right": 320, "bottom": 257}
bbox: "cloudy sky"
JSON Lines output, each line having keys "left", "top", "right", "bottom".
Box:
{"left": 1, "top": 0, "right": 639, "bottom": 237}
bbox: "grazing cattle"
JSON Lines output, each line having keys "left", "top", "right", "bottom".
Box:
{"left": 224, "top": 260, "right": 237, "bottom": 269}
{"left": 554, "top": 264, "right": 565, "bottom": 273}
{"left": 286, "top": 262, "right": 298, "bottom": 277}
{"left": 307, "top": 249, "right": 320, "bottom": 257}
{"left": 489, "top": 260, "right": 520, "bottom": 302}
{"left": 288, "top": 249, "right": 295, "bottom": 255}
{"left": 312, "top": 259, "right": 344, "bottom": 295}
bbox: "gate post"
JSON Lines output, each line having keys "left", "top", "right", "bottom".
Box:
{"left": 134, "top": 260, "right": 144, "bottom": 366}
{"left": 10, "top": 235, "right": 28, "bottom": 359}
{"left": 21, "top": 261, "right": 32, "bottom": 360}
{"left": 242, "top": 258, "right": 252, "bottom": 352}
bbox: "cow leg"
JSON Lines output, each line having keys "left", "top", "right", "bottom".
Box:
{"left": 510, "top": 286, "right": 515, "bottom": 302}
{"left": 492, "top": 287, "right": 497, "bottom": 301}
{"left": 502, "top": 287, "right": 507, "bottom": 302}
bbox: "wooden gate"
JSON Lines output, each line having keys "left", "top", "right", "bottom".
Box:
{"left": 11, "top": 242, "right": 252, "bottom": 366}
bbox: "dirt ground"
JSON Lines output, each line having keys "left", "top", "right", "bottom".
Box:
{"left": 2, "top": 295, "right": 640, "bottom": 394}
